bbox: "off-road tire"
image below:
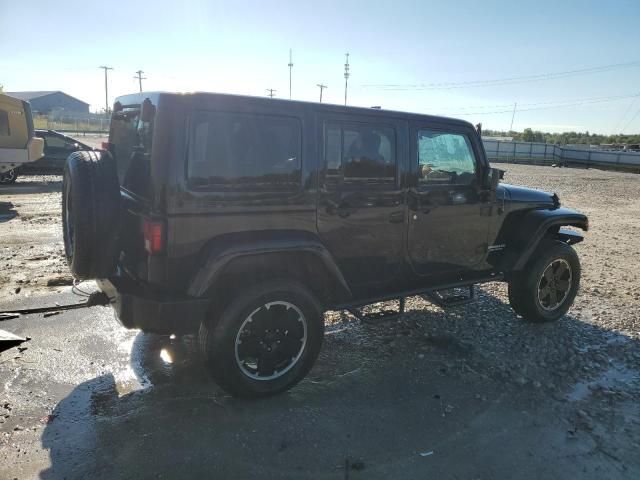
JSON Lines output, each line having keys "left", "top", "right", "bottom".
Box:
{"left": 199, "top": 280, "right": 324, "bottom": 398}
{"left": 0, "top": 169, "right": 18, "bottom": 185}
{"left": 62, "top": 151, "right": 120, "bottom": 280}
{"left": 508, "top": 239, "right": 580, "bottom": 323}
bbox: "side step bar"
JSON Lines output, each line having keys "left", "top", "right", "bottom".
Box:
{"left": 423, "top": 285, "right": 475, "bottom": 308}
{"left": 348, "top": 297, "right": 406, "bottom": 323}
{"left": 347, "top": 285, "right": 476, "bottom": 323}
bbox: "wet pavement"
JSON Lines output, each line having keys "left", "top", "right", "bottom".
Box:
{"left": 1, "top": 289, "right": 638, "bottom": 479}
{"left": 2, "top": 165, "right": 640, "bottom": 478}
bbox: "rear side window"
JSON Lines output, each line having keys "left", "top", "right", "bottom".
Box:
{"left": 417, "top": 130, "right": 477, "bottom": 185}
{"left": 187, "top": 112, "right": 302, "bottom": 191}
{"left": 0, "top": 110, "right": 9, "bottom": 136}
{"left": 325, "top": 123, "right": 396, "bottom": 182}
{"left": 43, "top": 133, "right": 66, "bottom": 148}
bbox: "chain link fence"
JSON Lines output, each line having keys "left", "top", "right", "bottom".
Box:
{"left": 33, "top": 114, "right": 110, "bottom": 134}
{"left": 483, "top": 139, "right": 640, "bottom": 173}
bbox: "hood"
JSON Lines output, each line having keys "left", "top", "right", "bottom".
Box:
{"left": 499, "top": 183, "right": 559, "bottom": 209}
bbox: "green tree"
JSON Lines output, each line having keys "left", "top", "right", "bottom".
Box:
{"left": 522, "top": 128, "right": 534, "bottom": 142}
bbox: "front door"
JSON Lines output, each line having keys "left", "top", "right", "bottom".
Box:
{"left": 317, "top": 116, "right": 406, "bottom": 296}
{"left": 407, "top": 125, "right": 490, "bottom": 278}
{"left": 41, "top": 132, "right": 74, "bottom": 171}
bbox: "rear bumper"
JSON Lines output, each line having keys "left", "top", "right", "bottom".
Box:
{"left": 97, "top": 275, "right": 209, "bottom": 335}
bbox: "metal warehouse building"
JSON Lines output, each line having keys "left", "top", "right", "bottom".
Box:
{"left": 4, "top": 91, "right": 89, "bottom": 114}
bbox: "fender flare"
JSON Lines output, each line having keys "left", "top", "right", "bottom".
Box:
{"left": 502, "top": 207, "right": 588, "bottom": 272}
{"left": 186, "top": 230, "right": 352, "bottom": 304}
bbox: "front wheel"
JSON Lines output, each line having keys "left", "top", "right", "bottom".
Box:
{"left": 199, "top": 280, "right": 324, "bottom": 398}
{"left": 508, "top": 239, "right": 581, "bottom": 322}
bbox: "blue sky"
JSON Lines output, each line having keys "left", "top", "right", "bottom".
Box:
{"left": 2, "top": 0, "right": 640, "bottom": 133}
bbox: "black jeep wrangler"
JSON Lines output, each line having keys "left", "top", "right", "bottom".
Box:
{"left": 62, "top": 92, "right": 588, "bottom": 397}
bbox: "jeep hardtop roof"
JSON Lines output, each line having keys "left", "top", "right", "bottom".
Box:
{"left": 113, "top": 91, "right": 475, "bottom": 129}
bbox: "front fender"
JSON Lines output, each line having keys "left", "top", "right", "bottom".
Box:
{"left": 186, "top": 230, "right": 352, "bottom": 303}
{"left": 501, "top": 207, "right": 588, "bottom": 272}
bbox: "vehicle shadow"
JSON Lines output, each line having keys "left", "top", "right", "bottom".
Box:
{"left": 39, "top": 288, "right": 640, "bottom": 479}
{"left": 0, "top": 201, "right": 17, "bottom": 222}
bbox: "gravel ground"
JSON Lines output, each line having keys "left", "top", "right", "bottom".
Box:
{"left": 0, "top": 176, "right": 70, "bottom": 302}
{"left": 2, "top": 165, "right": 640, "bottom": 383}
{"left": 324, "top": 163, "right": 640, "bottom": 437}
{"left": 1, "top": 164, "right": 639, "bottom": 477}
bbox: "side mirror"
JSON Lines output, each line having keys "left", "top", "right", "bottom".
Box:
{"left": 483, "top": 167, "right": 504, "bottom": 191}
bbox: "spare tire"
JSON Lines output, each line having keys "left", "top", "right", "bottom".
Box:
{"left": 62, "top": 151, "right": 121, "bottom": 280}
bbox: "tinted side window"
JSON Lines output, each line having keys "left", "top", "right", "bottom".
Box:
{"left": 418, "top": 130, "right": 477, "bottom": 185}
{"left": 0, "top": 110, "right": 9, "bottom": 136}
{"left": 43, "top": 134, "right": 66, "bottom": 148}
{"left": 188, "top": 112, "right": 301, "bottom": 191}
{"left": 324, "top": 123, "right": 396, "bottom": 182}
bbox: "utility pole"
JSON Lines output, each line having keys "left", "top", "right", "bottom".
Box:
{"left": 133, "top": 70, "right": 146, "bottom": 93}
{"left": 343, "top": 53, "right": 350, "bottom": 106}
{"left": 266, "top": 88, "right": 277, "bottom": 98}
{"left": 317, "top": 84, "right": 327, "bottom": 103}
{"left": 99, "top": 66, "right": 113, "bottom": 114}
{"left": 509, "top": 102, "right": 517, "bottom": 132}
{"left": 288, "top": 49, "right": 293, "bottom": 100}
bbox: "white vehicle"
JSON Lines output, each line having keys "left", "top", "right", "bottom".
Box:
{"left": 0, "top": 93, "right": 44, "bottom": 184}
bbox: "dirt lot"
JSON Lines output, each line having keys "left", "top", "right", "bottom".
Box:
{"left": 1, "top": 164, "right": 639, "bottom": 479}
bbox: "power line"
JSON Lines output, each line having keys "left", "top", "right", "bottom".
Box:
{"left": 613, "top": 94, "right": 640, "bottom": 132}
{"left": 453, "top": 93, "right": 640, "bottom": 111}
{"left": 362, "top": 60, "right": 640, "bottom": 91}
{"left": 98, "top": 66, "right": 113, "bottom": 113}
{"left": 133, "top": 70, "right": 147, "bottom": 93}
{"left": 436, "top": 93, "right": 640, "bottom": 116}
{"left": 317, "top": 84, "right": 327, "bottom": 103}
{"left": 621, "top": 105, "right": 640, "bottom": 133}
{"left": 434, "top": 93, "right": 640, "bottom": 111}
{"left": 266, "top": 88, "right": 277, "bottom": 98}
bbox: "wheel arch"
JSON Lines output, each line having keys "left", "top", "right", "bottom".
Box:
{"left": 500, "top": 207, "right": 588, "bottom": 273}
{"left": 187, "top": 230, "right": 352, "bottom": 312}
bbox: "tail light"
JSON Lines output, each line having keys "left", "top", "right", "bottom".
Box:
{"left": 101, "top": 141, "right": 110, "bottom": 150}
{"left": 143, "top": 218, "right": 165, "bottom": 254}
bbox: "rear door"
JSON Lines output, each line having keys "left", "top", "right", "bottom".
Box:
{"left": 407, "top": 124, "right": 490, "bottom": 278}
{"left": 316, "top": 115, "right": 406, "bottom": 296}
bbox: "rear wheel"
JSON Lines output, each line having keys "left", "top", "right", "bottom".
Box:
{"left": 0, "top": 169, "right": 18, "bottom": 185}
{"left": 508, "top": 239, "right": 580, "bottom": 322}
{"left": 199, "top": 280, "right": 324, "bottom": 398}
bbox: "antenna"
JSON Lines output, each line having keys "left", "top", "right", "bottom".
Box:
{"left": 317, "top": 84, "right": 327, "bottom": 103}
{"left": 344, "top": 52, "right": 350, "bottom": 106}
{"left": 133, "top": 70, "right": 147, "bottom": 93}
{"left": 98, "top": 66, "right": 113, "bottom": 114}
{"left": 510, "top": 102, "right": 517, "bottom": 131}
{"left": 266, "top": 88, "right": 277, "bottom": 98}
{"left": 288, "top": 49, "right": 294, "bottom": 99}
